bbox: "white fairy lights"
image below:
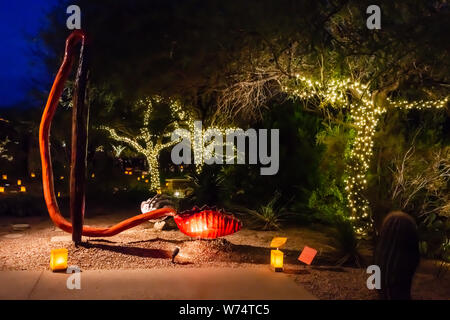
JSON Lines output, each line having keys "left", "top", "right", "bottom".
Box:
{"left": 284, "top": 76, "right": 448, "bottom": 234}
{"left": 101, "top": 97, "right": 191, "bottom": 190}
{"left": 101, "top": 97, "right": 240, "bottom": 189}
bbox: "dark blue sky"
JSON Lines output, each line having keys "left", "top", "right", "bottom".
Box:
{"left": 0, "top": 0, "right": 59, "bottom": 107}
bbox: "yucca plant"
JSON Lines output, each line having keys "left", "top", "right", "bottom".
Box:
{"left": 186, "top": 165, "right": 226, "bottom": 206}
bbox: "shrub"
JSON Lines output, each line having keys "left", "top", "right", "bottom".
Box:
{"left": 331, "top": 217, "right": 364, "bottom": 267}
{"left": 0, "top": 194, "right": 47, "bottom": 217}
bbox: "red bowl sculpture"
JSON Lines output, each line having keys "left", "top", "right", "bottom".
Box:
{"left": 174, "top": 206, "right": 242, "bottom": 238}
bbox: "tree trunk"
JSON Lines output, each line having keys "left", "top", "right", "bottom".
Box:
{"left": 70, "top": 43, "right": 89, "bottom": 244}
{"left": 146, "top": 153, "right": 161, "bottom": 190}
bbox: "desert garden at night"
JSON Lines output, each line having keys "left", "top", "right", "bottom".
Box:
{"left": 0, "top": 0, "right": 449, "bottom": 302}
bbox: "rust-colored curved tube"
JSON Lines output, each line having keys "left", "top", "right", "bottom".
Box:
{"left": 39, "top": 30, "right": 176, "bottom": 237}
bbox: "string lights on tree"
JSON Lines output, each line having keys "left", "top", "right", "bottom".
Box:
{"left": 284, "top": 76, "right": 448, "bottom": 234}
{"left": 101, "top": 97, "right": 190, "bottom": 190}
{"left": 111, "top": 144, "right": 126, "bottom": 157}
{"left": 101, "top": 96, "right": 240, "bottom": 190}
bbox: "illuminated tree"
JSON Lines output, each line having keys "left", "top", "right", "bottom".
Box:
{"left": 101, "top": 97, "right": 239, "bottom": 190}
{"left": 283, "top": 76, "right": 448, "bottom": 233}
{"left": 101, "top": 97, "right": 191, "bottom": 190}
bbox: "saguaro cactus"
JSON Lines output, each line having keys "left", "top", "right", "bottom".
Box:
{"left": 374, "top": 211, "right": 420, "bottom": 300}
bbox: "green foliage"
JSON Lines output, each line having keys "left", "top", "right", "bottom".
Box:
{"left": 331, "top": 217, "right": 364, "bottom": 267}
{"left": 185, "top": 165, "right": 226, "bottom": 207}
{"left": 308, "top": 180, "right": 347, "bottom": 222}
{"left": 370, "top": 108, "right": 449, "bottom": 260}
{"left": 370, "top": 109, "right": 448, "bottom": 221}
{"left": 307, "top": 124, "right": 353, "bottom": 223}
{"left": 418, "top": 213, "right": 450, "bottom": 262}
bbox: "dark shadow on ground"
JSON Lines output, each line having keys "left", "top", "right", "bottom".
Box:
{"left": 283, "top": 268, "right": 311, "bottom": 275}
{"left": 85, "top": 239, "right": 117, "bottom": 244}
{"left": 127, "top": 238, "right": 187, "bottom": 245}
{"left": 310, "top": 266, "right": 347, "bottom": 272}
{"left": 79, "top": 242, "right": 192, "bottom": 265}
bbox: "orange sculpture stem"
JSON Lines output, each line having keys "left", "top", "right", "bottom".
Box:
{"left": 39, "top": 30, "right": 176, "bottom": 237}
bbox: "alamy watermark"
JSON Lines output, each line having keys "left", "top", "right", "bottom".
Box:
{"left": 66, "top": 5, "right": 81, "bottom": 30}
{"left": 366, "top": 5, "right": 381, "bottom": 30}
{"left": 66, "top": 265, "right": 81, "bottom": 290}
{"left": 366, "top": 265, "right": 381, "bottom": 290}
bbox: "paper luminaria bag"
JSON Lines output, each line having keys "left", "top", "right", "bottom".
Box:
{"left": 50, "top": 248, "right": 68, "bottom": 271}
{"left": 298, "top": 246, "right": 317, "bottom": 265}
{"left": 270, "top": 249, "right": 284, "bottom": 272}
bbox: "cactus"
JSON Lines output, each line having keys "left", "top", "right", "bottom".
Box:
{"left": 374, "top": 211, "right": 420, "bottom": 300}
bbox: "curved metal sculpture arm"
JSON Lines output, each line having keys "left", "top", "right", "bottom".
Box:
{"left": 39, "top": 30, "right": 176, "bottom": 237}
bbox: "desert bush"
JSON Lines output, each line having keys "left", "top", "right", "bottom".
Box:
{"left": 390, "top": 146, "right": 449, "bottom": 260}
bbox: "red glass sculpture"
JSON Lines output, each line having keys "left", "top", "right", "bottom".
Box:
{"left": 174, "top": 206, "right": 242, "bottom": 238}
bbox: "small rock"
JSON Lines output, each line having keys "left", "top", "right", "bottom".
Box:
{"left": 11, "top": 224, "right": 30, "bottom": 231}
{"left": 3, "top": 233, "right": 24, "bottom": 239}
{"left": 153, "top": 221, "right": 166, "bottom": 231}
{"left": 50, "top": 235, "right": 73, "bottom": 242}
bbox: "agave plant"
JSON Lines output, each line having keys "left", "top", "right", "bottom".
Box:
{"left": 332, "top": 217, "right": 365, "bottom": 267}
{"left": 245, "top": 192, "right": 288, "bottom": 230}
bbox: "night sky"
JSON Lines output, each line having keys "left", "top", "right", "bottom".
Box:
{"left": 0, "top": 0, "right": 59, "bottom": 108}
